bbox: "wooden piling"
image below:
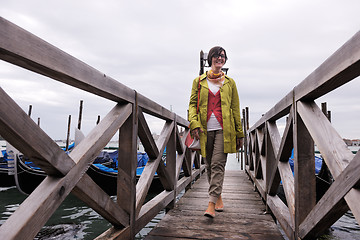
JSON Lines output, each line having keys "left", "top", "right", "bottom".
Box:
{"left": 28, "top": 105, "right": 32, "bottom": 117}
{"left": 65, "top": 115, "right": 71, "bottom": 151}
{"left": 78, "top": 100, "right": 83, "bottom": 130}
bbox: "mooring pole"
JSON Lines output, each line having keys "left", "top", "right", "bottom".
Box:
{"left": 66, "top": 115, "right": 71, "bottom": 151}
{"left": 78, "top": 100, "right": 83, "bottom": 130}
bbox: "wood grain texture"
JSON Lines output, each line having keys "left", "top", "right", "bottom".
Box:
{"left": 145, "top": 171, "right": 284, "bottom": 240}
{"left": 0, "top": 103, "right": 132, "bottom": 239}
{"left": 294, "top": 107, "right": 316, "bottom": 235}
{"left": 136, "top": 121, "right": 174, "bottom": 215}
{"left": 297, "top": 101, "right": 360, "bottom": 237}
{"left": 299, "top": 152, "right": 360, "bottom": 238}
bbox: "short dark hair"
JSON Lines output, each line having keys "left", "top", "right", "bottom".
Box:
{"left": 207, "top": 46, "right": 228, "bottom": 67}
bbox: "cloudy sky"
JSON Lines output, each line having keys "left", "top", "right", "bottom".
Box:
{"left": 1, "top": 0, "right": 360, "bottom": 141}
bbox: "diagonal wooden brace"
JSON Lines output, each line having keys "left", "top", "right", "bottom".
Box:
{"left": 297, "top": 101, "right": 360, "bottom": 227}
{"left": 299, "top": 151, "right": 360, "bottom": 238}
{"left": 136, "top": 121, "right": 174, "bottom": 216}
{"left": 0, "top": 89, "right": 133, "bottom": 239}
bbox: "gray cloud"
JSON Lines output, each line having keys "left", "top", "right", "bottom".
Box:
{"left": 1, "top": 0, "right": 360, "bottom": 140}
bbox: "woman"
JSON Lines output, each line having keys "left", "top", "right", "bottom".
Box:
{"left": 188, "top": 46, "right": 244, "bottom": 218}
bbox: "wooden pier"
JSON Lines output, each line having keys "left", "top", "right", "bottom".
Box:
{"left": 145, "top": 170, "right": 284, "bottom": 240}
{"left": 1, "top": 16, "right": 360, "bottom": 240}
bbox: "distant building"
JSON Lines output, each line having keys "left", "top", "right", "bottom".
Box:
{"left": 352, "top": 139, "right": 360, "bottom": 146}
{"left": 343, "top": 138, "right": 360, "bottom": 146}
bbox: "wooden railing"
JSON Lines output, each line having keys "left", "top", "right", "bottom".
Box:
{"left": 244, "top": 30, "right": 360, "bottom": 239}
{"left": 0, "top": 17, "right": 204, "bottom": 239}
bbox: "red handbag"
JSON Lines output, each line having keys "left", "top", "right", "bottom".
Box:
{"left": 186, "top": 76, "right": 201, "bottom": 151}
{"left": 185, "top": 131, "right": 200, "bottom": 151}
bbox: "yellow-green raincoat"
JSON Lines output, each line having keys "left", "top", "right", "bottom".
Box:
{"left": 188, "top": 72, "right": 244, "bottom": 157}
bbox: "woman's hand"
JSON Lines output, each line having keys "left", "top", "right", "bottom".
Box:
{"left": 191, "top": 128, "right": 203, "bottom": 140}
{"left": 236, "top": 137, "right": 244, "bottom": 150}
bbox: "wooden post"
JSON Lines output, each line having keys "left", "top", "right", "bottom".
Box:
{"left": 78, "top": 100, "right": 83, "bottom": 130}
{"left": 166, "top": 116, "right": 177, "bottom": 211}
{"left": 28, "top": 105, "right": 32, "bottom": 117}
{"left": 245, "top": 107, "right": 249, "bottom": 130}
{"left": 65, "top": 115, "right": 71, "bottom": 151}
{"left": 321, "top": 102, "right": 327, "bottom": 116}
{"left": 294, "top": 102, "right": 316, "bottom": 238}
{"left": 321, "top": 102, "right": 332, "bottom": 122}
{"left": 199, "top": 50, "right": 204, "bottom": 75}
{"left": 243, "top": 108, "right": 249, "bottom": 167}
{"left": 117, "top": 92, "right": 137, "bottom": 239}
{"left": 37, "top": 117, "right": 40, "bottom": 127}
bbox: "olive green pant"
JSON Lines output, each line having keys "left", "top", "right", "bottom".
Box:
{"left": 205, "top": 130, "right": 228, "bottom": 203}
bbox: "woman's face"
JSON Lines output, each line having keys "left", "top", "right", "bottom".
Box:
{"left": 211, "top": 50, "right": 226, "bottom": 70}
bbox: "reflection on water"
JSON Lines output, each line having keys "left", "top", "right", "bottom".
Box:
{"left": 318, "top": 211, "right": 360, "bottom": 240}
{"left": 0, "top": 187, "right": 166, "bottom": 239}
{"left": 0, "top": 187, "right": 112, "bottom": 239}
{"left": 1, "top": 154, "right": 359, "bottom": 239}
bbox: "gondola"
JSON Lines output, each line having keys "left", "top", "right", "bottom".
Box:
{"left": 14, "top": 152, "right": 163, "bottom": 196}
{"left": 277, "top": 153, "right": 333, "bottom": 204}
{"left": 0, "top": 150, "right": 15, "bottom": 187}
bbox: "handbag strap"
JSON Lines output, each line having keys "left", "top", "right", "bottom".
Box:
{"left": 196, "top": 75, "right": 201, "bottom": 114}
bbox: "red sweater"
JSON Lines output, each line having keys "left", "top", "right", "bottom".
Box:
{"left": 207, "top": 90, "right": 223, "bottom": 128}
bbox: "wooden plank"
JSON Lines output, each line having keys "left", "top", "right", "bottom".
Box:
{"left": 250, "top": 30, "right": 360, "bottom": 131}
{"left": 117, "top": 106, "right": 138, "bottom": 238}
{"left": 97, "top": 160, "right": 204, "bottom": 240}
{"left": 299, "top": 151, "right": 360, "bottom": 238}
{"left": 0, "top": 18, "right": 133, "bottom": 104}
{"left": 156, "top": 122, "right": 176, "bottom": 191}
{"left": 175, "top": 122, "right": 185, "bottom": 155}
{"left": 71, "top": 174, "right": 129, "bottom": 226}
{"left": 248, "top": 132, "right": 255, "bottom": 170}
{"left": 293, "top": 105, "right": 316, "bottom": 236}
{"left": 267, "top": 195, "right": 295, "bottom": 240}
{"left": 278, "top": 161, "right": 295, "bottom": 224}
{"left": 267, "top": 113, "right": 293, "bottom": 196}
{"left": 256, "top": 127, "right": 265, "bottom": 156}
{"left": 0, "top": 17, "right": 188, "bottom": 125}
{"left": 175, "top": 126, "right": 186, "bottom": 179}
{"left": 0, "top": 87, "right": 71, "bottom": 175}
{"left": 0, "top": 103, "right": 132, "bottom": 239}
{"left": 0, "top": 89, "right": 132, "bottom": 226}
{"left": 95, "top": 227, "right": 130, "bottom": 240}
{"left": 266, "top": 121, "right": 280, "bottom": 192}
{"left": 164, "top": 120, "right": 177, "bottom": 193}
{"left": 151, "top": 216, "right": 282, "bottom": 235}
{"left": 193, "top": 151, "right": 201, "bottom": 169}
{"left": 268, "top": 112, "right": 295, "bottom": 226}
{"left": 145, "top": 171, "right": 284, "bottom": 240}
{"left": 254, "top": 132, "right": 262, "bottom": 179}
{"left": 137, "top": 190, "right": 174, "bottom": 232}
{"left": 175, "top": 150, "right": 185, "bottom": 181}
{"left": 181, "top": 147, "right": 192, "bottom": 177}
{"left": 146, "top": 231, "right": 283, "bottom": 240}
{"left": 277, "top": 111, "right": 294, "bottom": 163}
{"left": 136, "top": 121, "right": 174, "bottom": 215}
{"left": 137, "top": 108, "right": 159, "bottom": 159}
{"left": 296, "top": 101, "right": 352, "bottom": 177}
